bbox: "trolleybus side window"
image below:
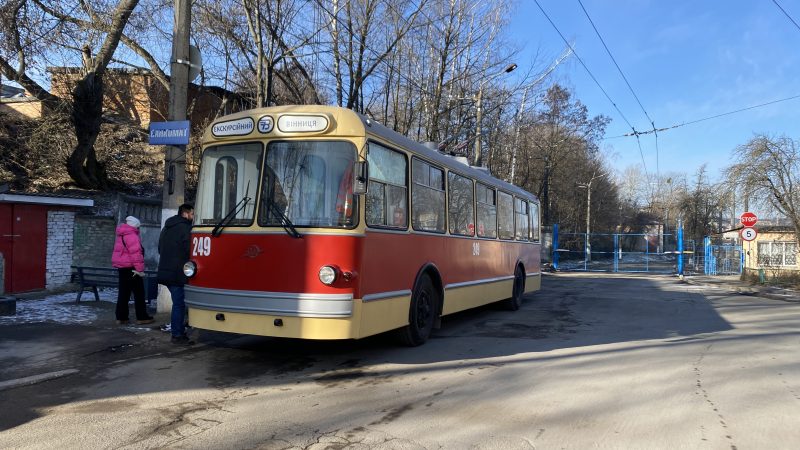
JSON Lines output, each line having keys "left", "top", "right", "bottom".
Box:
{"left": 530, "top": 201, "right": 540, "bottom": 242}
{"left": 258, "top": 140, "right": 357, "bottom": 228}
{"left": 366, "top": 142, "right": 408, "bottom": 228}
{"left": 213, "top": 157, "right": 238, "bottom": 220}
{"left": 476, "top": 183, "right": 497, "bottom": 238}
{"left": 195, "top": 142, "right": 262, "bottom": 226}
{"left": 448, "top": 172, "right": 475, "bottom": 236}
{"left": 411, "top": 158, "right": 446, "bottom": 233}
{"left": 497, "top": 191, "right": 514, "bottom": 240}
{"left": 515, "top": 197, "right": 530, "bottom": 241}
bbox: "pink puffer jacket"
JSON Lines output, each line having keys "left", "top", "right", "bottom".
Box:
{"left": 111, "top": 223, "right": 145, "bottom": 271}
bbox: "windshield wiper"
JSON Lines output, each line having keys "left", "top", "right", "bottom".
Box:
{"left": 270, "top": 201, "right": 302, "bottom": 238}
{"left": 212, "top": 182, "right": 250, "bottom": 237}
{"left": 267, "top": 200, "right": 301, "bottom": 238}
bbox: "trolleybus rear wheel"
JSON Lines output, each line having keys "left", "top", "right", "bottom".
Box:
{"left": 504, "top": 265, "right": 525, "bottom": 311}
{"left": 398, "top": 274, "right": 437, "bottom": 346}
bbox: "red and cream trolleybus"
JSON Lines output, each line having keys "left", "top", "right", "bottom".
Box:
{"left": 184, "top": 105, "right": 541, "bottom": 346}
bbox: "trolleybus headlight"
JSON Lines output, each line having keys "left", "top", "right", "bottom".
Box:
{"left": 183, "top": 261, "right": 197, "bottom": 278}
{"left": 319, "top": 265, "right": 339, "bottom": 285}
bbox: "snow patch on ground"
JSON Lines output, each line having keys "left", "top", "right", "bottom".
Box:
{"left": 0, "top": 289, "right": 118, "bottom": 326}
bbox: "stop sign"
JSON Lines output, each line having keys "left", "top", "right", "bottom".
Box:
{"left": 740, "top": 212, "right": 758, "bottom": 226}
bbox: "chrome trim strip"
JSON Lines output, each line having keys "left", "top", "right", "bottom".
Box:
{"left": 526, "top": 272, "right": 541, "bottom": 277}
{"left": 191, "top": 229, "right": 366, "bottom": 237}
{"left": 365, "top": 228, "right": 410, "bottom": 235}
{"left": 185, "top": 286, "right": 353, "bottom": 317}
{"left": 406, "top": 230, "right": 537, "bottom": 243}
{"left": 362, "top": 289, "right": 412, "bottom": 302}
{"left": 445, "top": 275, "right": 514, "bottom": 290}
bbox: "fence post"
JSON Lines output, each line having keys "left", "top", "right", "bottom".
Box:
{"left": 677, "top": 225, "right": 684, "bottom": 275}
{"left": 704, "top": 236, "right": 713, "bottom": 275}
{"left": 552, "top": 224, "right": 560, "bottom": 271}
{"left": 614, "top": 234, "right": 619, "bottom": 272}
{"left": 740, "top": 244, "right": 745, "bottom": 275}
{"left": 584, "top": 232, "right": 588, "bottom": 271}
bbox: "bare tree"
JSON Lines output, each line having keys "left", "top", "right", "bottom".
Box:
{"left": 678, "top": 165, "right": 727, "bottom": 243}
{"left": 0, "top": 0, "right": 160, "bottom": 188}
{"left": 514, "top": 84, "right": 609, "bottom": 225}
{"left": 318, "top": 0, "right": 427, "bottom": 113}
{"left": 727, "top": 135, "right": 800, "bottom": 243}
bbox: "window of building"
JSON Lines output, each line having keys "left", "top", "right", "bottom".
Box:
{"left": 366, "top": 142, "right": 408, "bottom": 228}
{"left": 411, "top": 158, "right": 446, "bottom": 233}
{"left": 497, "top": 191, "right": 514, "bottom": 240}
{"left": 515, "top": 197, "right": 529, "bottom": 241}
{"left": 448, "top": 172, "right": 475, "bottom": 236}
{"left": 476, "top": 183, "right": 497, "bottom": 238}
{"left": 757, "top": 241, "right": 798, "bottom": 266}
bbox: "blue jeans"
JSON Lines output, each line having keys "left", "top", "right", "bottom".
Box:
{"left": 168, "top": 285, "right": 186, "bottom": 338}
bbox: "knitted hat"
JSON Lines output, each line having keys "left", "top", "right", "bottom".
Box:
{"left": 125, "top": 216, "right": 141, "bottom": 228}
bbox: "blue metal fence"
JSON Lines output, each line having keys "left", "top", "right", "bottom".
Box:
{"left": 552, "top": 225, "right": 742, "bottom": 275}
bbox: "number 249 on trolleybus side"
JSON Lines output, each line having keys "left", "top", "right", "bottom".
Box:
{"left": 182, "top": 105, "right": 542, "bottom": 346}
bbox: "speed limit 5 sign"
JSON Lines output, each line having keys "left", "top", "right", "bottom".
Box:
{"left": 740, "top": 227, "right": 758, "bottom": 241}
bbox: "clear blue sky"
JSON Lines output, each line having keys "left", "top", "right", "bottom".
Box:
{"left": 510, "top": 0, "right": 800, "bottom": 180}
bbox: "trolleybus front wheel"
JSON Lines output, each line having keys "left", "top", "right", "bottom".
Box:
{"left": 397, "top": 274, "right": 437, "bottom": 346}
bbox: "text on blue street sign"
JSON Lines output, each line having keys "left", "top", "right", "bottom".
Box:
{"left": 149, "top": 121, "right": 191, "bottom": 145}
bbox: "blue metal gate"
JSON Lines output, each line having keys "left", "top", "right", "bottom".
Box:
{"left": 702, "top": 237, "right": 743, "bottom": 275}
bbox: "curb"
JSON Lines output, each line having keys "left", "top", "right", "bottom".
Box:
{"left": 0, "top": 369, "right": 79, "bottom": 392}
{"left": 682, "top": 277, "right": 800, "bottom": 303}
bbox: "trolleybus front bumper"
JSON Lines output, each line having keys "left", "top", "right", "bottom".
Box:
{"left": 185, "top": 286, "right": 353, "bottom": 317}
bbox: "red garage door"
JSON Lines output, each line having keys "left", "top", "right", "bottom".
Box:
{"left": 0, "top": 204, "right": 47, "bottom": 293}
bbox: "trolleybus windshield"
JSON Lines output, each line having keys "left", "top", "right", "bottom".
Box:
{"left": 195, "top": 142, "right": 262, "bottom": 227}
{"left": 258, "top": 140, "right": 358, "bottom": 229}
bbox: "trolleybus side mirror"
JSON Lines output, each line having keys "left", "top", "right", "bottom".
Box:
{"left": 354, "top": 161, "right": 368, "bottom": 194}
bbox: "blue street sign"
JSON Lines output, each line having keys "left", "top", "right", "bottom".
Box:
{"left": 149, "top": 121, "right": 190, "bottom": 145}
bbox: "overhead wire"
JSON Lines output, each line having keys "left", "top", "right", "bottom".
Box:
{"left": 771, "top": 0, "right": 800, "bottom": 33}
{"left": 532, "top": 0, "right": 648, "bottom": 177}
{"left": 605, "top": 93, "right": 800, "bottom": 138}
{"left": 577, "top": 0, "right": 660, "bottom": 175}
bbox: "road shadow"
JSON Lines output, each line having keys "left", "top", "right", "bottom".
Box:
{"left": 0, "top": 273, "right": 769, "bottom": 432}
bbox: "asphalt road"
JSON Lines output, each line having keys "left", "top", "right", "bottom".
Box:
{"left": 1, "top": 273, "right": 799, "bottom": 449}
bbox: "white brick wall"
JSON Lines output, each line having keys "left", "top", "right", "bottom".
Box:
{"left": 46, "top": 211, "right": 76, "bottom": 289}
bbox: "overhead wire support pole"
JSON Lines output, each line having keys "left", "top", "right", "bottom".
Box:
{"left": 162, "top": 0, "right": 191, "bottom": 224}
{"left": 510, "top": 45, "right": 573, "bottom": 183}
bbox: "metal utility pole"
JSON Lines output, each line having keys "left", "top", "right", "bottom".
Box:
{"left": 161, "top": 0, "right": 191, "bottom": 222}
{"left": 510, "top": 46, "right": 572, "bottom": 182}
{"left": 472, "top": 63, "right": 517, "bottom": 167}
{"left": 577, "top": 170, "right": 606, "bottom": 263}
{"left": 472, "top": 88, "right": 483, "bottom": 166}
{"left": 509, "top": 87, "right": 528, "bottom": 184}
{"left": 585, "top": 183, "right": 592, "bottom": 261}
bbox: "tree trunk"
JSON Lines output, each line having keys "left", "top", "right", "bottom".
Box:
{"left": 67, "top": 73, "right": 106, "bottom": 189}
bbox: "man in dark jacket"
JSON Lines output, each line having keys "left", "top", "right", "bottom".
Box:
{"left": 158, "top": 203, "right": 194, "bottom": 344}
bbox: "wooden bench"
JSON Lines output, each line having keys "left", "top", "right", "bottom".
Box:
{"left": 71, "top": 266, "right": 158, "bottom": 304}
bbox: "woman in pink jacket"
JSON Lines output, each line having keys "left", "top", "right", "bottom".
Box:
{"left": 111, "top": 216, "right": 154, "bottom": 325}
